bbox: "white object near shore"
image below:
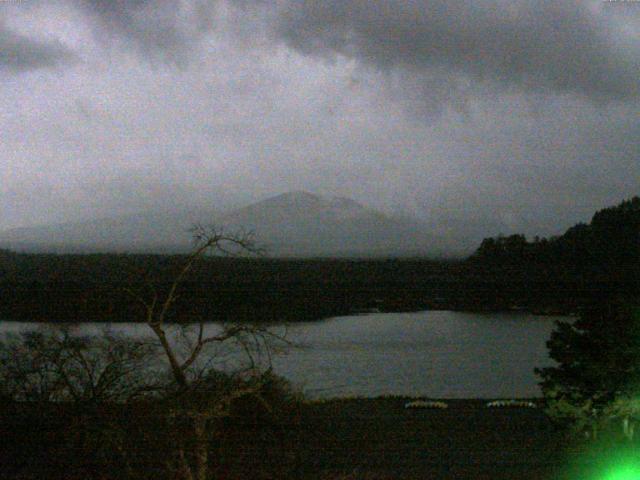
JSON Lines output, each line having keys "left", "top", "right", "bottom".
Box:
{"left": 404, "top": 400, "right": 448, "bottom": 409}
{"left": 485, "top": 400, "right": 537, "bottom": 408}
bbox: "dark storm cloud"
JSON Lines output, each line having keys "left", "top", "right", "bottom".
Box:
{"left": 0, "top": 24, "right": 76, "bottom": 72}
{"left": 268, "top": 0, "right": 640, "bottom": 101}
{"left": 76, "top": 0, "right": 219, "bottom": 64}
{"left": 64, "top": 0, "right": 640, "bottom": 102}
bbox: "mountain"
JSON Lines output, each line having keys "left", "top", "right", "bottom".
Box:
{"left": 0, "top": 191, "right": 456, "bottom": 257}
{"left": 219, "top": 191, "right": 454, "bottom": 257}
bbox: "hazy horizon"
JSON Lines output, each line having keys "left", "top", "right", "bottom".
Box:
{"left": 2, "top": 1, "right": 639, "bottom": 241}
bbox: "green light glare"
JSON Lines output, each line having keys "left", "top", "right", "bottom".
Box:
{"left": 603, "top": 463, "right": 640, "bottom": 480}
{"left": 561, "top": 444, "right": 640, "bottom": 480}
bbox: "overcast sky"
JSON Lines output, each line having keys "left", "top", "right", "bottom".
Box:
{"left": 1, "top": 0, "right": 639, "bottom": 238}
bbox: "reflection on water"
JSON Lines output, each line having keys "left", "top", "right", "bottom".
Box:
{"left": 0, "top": 311, "right": 563, "bottom": 398}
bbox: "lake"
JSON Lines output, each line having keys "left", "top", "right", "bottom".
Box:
{"left": 0, "top": 311, "right": 564, "bottom": 399}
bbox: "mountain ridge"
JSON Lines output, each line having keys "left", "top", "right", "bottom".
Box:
{"left": 0, "top": 191, "right": 459, "bottom": 258}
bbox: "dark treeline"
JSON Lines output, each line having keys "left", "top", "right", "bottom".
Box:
{"left": 471, "top": 196, "right": 640, "bottom": 277}
{"left": 0, "top": 197, "right": 638, "bottom": 322}
{"left": 465, "top": 196, "right": 639, "bottom": 311}
{"left": 0, "top": 253, "right": 464, "bottom": 323}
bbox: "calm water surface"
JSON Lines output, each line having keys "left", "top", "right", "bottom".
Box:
{"left": 0, "top": 311, "right": 564, "bottom": 398}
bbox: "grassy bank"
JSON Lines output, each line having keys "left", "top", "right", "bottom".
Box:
{"left": 2, "top": 396, "right": 589, "bottom": 479}
{"left": 292, "top": 397, "right": 567, "bottom": 480}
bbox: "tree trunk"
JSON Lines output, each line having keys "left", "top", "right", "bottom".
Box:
{"left": 193, "top": 415, "right": 209, "bottom": 480}
{"left": 176, "top": 446, "right": 194, "bottom": 480}
{"left": 151, "top": 324, "right": 188, "bottom": 388}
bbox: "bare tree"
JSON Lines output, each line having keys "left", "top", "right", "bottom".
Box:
{"left": 0, "top": 226, "right": 293, "bottom": 480}
{"left": 0, "top": 326, "right": 162, "bottom": 479}
{"left": 125, "top": 224, "right": 289, "bottom": 480}
{"left": 0, "top": 326, "right": 156, "bottom": 404}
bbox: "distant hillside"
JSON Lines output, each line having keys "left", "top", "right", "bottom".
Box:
{"left": 470, "top": 196, "right": 640, "bottom": 274}
{"left": 0, "top": 191, "right": 458, "bottom": 258}
{"left": 0, "top": 207, "right": 218, "bottom": 254}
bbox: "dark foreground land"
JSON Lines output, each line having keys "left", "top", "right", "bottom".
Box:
{"left": 293, "top": 398, "right": 567, "bottom": 480}
{"left": 1, "top": 397, "right": 608, "bottom": 480}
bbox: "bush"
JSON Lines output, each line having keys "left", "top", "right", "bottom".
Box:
{"left": 0, "top": 328, "right": 302, "bottom": 479}
{"left": 536, "top": 299, "right": 640, "bottom": 438}
{"left": 0, "top": 326, "right": 158, "bottom": 403}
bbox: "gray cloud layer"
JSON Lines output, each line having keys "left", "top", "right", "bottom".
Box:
{"left": 270, "top": 0, "right": 640, "bottom": 101}
{"left": 62, "top": 1, "right": 640, "bottom": 101}
{"left": 0, "top": 0, "right": 638, "bottom": 247}
{"left": 75, "top": 0, "right": 218, "bottom": 64}
{"left": 0, "top": 24, "right": 75, "bottom": 71}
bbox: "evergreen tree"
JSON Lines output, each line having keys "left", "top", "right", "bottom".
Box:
{"left": 536, "top": 299, "right": 640, "bottom": 436}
